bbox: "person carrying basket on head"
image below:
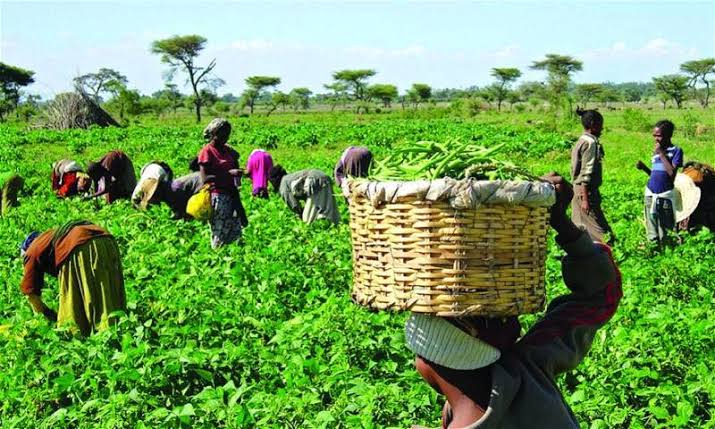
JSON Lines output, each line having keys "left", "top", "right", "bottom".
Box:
{"left": 408, "top": 174, "right": 622, "bottom": 429}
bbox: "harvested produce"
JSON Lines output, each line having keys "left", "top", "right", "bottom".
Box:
{"left": 370, "top": 139, "right": 538, "bottom": 181}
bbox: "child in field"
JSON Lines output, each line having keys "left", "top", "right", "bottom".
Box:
{"left": 407, "top": 174, "right": 622, "bottom": 429}
{"left": 570, "top": 108, "right": 615, "bottom": 244}
{"left": 269, "top": 165, "right": 340, "bottom": 225}
{"left": 636, "top": 120, "right": 684, "bottom": 244}
{"left": 19, "top": 221, "right": 126, "bottom": 336}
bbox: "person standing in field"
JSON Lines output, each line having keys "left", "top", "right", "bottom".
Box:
{"left": 407, "top": 174, "right": 622, "bottom": 429}
{"left": 197, "top": 118, "right": 247, "bottom": 248}
{"left": 570, "top": 108, "right": 615, "bottom": 244}
{"left": 19, "top": 221, "right": 126, "bottom": 337}
{"left": 245, "top": 149, "right": 274, "bottom": 198}
{"left": 51, "top": 159, "right": 91, "bottom": 198}
{"left": 269, "top": 165, "right": 340, "bottom": 225}
{"left": 0, "top": 172, "right": 24, "bottom": 215}
{"left": 636, "top": 120, "right": 684, "bottom": 244}
{"left": 334, "top": 146, "right": 373, "bottom": 187}
{"left": 86, "top": 150, "right": 137, "bottom": 203}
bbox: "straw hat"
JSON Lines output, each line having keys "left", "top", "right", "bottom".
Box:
{"left": 674, "top": 173, "right": 701, "bottom": 223}
{"left": 133, "top": 178, "right": 160, "bottom": 210}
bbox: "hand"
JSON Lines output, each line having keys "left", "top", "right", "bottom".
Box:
{"left": 635, "top": 160, "right": 648, "bottom": 171}
{"left": 229, "top": 169, "right": 243, "bottom": 178}
{"left": 541, "top": 173, "right": 581, "bottom": 241}
{"left": 654, "top": 142, "right": 663, "bottom": 155}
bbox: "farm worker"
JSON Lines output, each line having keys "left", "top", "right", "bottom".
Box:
{"left": 269, "top": 165, "right": 340, "bottom": 225}
{"left": 406, "top": 173, "right": 622, "bottom": 429}
{"left": 245, "top": 149, "right": 274, "bottom": 198}
{"left": 570, "top": 108, "right": 615, "bottom": 245}
{"left": 131, "top": 161, "right": 174, "bottom": 209}
{"left": 156, "top": 172, "right": 205, "bottom": 219}
{"left": 0, "top": 172, "right": 24, "bottom": 215}
{"left": 635, "top": 120, "right": 684, "bottom": 244}
{"left": 334, "top": 146, "right": 373, "bottom": 187}
{"left": 197, "top": 118, "right": 248, "bottom": 248}
{"left": 678, "top": 161, "right": 715, "bottom": 231}
{"left": 86, "top": 150, "right": 137, "bottom": 204}
{"left": 51, "top": 159, "right": 91, "bottom": 198}
{"left": 19, "top": 220, "right": 126, "bottom": 337}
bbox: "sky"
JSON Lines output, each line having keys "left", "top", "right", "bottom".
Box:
{"left": 1, "top": 1, "right": 713, "bottom": 99}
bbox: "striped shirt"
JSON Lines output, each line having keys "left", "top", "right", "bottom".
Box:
{"left": 648, "top": 145, "right": 683, "bottom": 193}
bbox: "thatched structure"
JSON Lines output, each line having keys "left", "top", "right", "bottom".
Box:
{"left": 41, "top": 90, "right": 119, "bottom": 129}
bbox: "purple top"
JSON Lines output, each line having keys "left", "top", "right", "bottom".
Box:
{"left": 647, "top": 145, "right": 683, "bottom": 193}
{"left": 245, "top": 149, "right": 273, "bottom": 195}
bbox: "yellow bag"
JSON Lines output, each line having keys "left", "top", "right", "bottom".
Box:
{"left": 186, "top": 185, "right": 212, "bottom": 221}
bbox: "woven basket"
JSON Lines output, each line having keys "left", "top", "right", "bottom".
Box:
{"left": 346, "top": 179, "right": 552, "bottom": 317}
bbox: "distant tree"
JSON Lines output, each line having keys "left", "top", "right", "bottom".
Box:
{"left": 242, "top": 76, "right": 281, "bottom": 114}
{"left": 151, "top": 34, "right": 218, "bottom": 122}
{"left": 574, "top": 83, "right": 603, "bottom": 107}
{"left": 219, "top": 93, "right": 239, "bottom": 103}
{"left": 367, "top": 84, "right": 398, "bottom": 108}
{"left": 289, "top": 87, "right": 312, "bottom": 110}
{"left": 267, "top": 91, "right": 291, "bottom": 116}
{"left": 323, "top": 82, "right": 348, "bottom": 111}
{"left": 73, "top": 68, "right": 127, "bottom": 101}
{"left": 653, "top": 74, "right": 690, "bottom": 109}
{"left": 530, "top": 54, "right": 582, "bottom": 115}
{"left": 490, "top": 68, "right": 522, "bottom": 111}
{"left": 595, "top": 86, "right": 622, "bottom": 107}
{"left": 518, "top": 81, "right": 546, "bottom": 101}
{"left": 680, "top": 58, "right": 715, "bottom": 107}
{"left": 0, "top": 62, "right": 35, "bottom": 121}
{"left": 106, "top": 86, "right": 141, "bottom": 120}
{"left": 407, "top": 83, "right": 432, "bottom": 107}
{"left": 153, "top": 83, "right": 183, "bottom": 114}
{"left": 332, "top": 69, "right": 376, "bottom": 112}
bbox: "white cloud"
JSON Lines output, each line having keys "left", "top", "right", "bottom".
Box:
{"left": 491, "top": 44, "right": 519, "bottom": 58}
{"left": 230, "top": 39, "right": 274, "bottom": 51}
{"left": 583, "top": 38, "right": 697, "bottom": 61}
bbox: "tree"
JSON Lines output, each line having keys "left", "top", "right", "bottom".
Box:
{"left": 595, "top": 86, "right": 622, "bottom": 107}
{"left": 151, "top": 34, "right": 218, "bottom": 123}
{"left": 530, "top": 54, "right": 582, "bottom": 115}
{"left": 289, "top": 87, "right": 312, "bottom": 111}
{"left": 0, "top": 62, "right": 35, "bottom": 121}
{"left": 153, "top": 83, "right": 184, "bottom": 114}
{"left": 574, "top": 83, "right": 603, "bottom": 107}
{"left": 323, "top": 82, "right": 348, "bottom": 111}
{"left": 680, "top": 58, "right": 715, "bottom": 107}
{"left": 73, "top": 68, "right": 127, "bottom": 101}
{"left": 407, "top": 83, "right": 432, "bottom": 107}
{"left": 242, "top": 76, "right": 281, "bottom": 114}
{"left": 267, "top": 91, "right": 291, "bottom": 116}
{"left": 490, "top": 68, "right": 522, "bottom": 111}
{"left": 331, "top": 69, "right": 376, "bottom": 111}
{"left": 367, "top": 84, "right": 398, "bottom": 108}
{"left": 106, "top": 86, "right": 141, "bottom": 120}
{"left": 653, "top": 75, "right": 690, "bottom": 109}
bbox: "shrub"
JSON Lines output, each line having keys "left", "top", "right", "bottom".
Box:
{"left": 622, "top": 108, "right": 651, "bottom": 132}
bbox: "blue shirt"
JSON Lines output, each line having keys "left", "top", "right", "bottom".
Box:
{"left": 647, "top": 145, "right": 683, "bottom": 193}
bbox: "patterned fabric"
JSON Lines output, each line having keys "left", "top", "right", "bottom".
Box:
{"left": 209, "top": 193, "right": 242, "bottom": 248}
{"left": 56, "top": 236, "right": 126, "bottom": 336}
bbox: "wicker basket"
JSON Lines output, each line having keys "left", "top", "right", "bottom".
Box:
{"left": 346, "top": 178, "right": 553, "bottom": 317}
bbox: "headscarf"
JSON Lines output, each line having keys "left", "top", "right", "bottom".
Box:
{"left": 20, "top": 231, "right": 40, "bottom": 257}
{"left": 203, "top": 118, "right": 232, "bottom": 142}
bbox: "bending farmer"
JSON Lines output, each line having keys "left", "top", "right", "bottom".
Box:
{"left": 269, "top": 166, "right": 340, "bottom": 225}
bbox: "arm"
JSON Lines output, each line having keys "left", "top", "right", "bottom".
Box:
{"left": 516, "top": 175, "right": 622, "bottom": 378}
{"left": 279, "top": 179, "right": 303, "bottom": 216}
{"left": 655, "top": 144, "right": 677, "bottom": 178}
{"left": 635, "top": 160, "right": 652, "bottom": 176}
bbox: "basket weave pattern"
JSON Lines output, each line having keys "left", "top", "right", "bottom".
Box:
{"left": 348, "top": 194, "right": 550, "bottom": 317}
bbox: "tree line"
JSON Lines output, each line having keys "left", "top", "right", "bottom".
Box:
{"left": 1, "top": 34, "right": 713, "bottom": 122}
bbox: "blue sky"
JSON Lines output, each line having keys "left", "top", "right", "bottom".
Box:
{"left": 1, "top": 1, "right": 713, "bottom": 98}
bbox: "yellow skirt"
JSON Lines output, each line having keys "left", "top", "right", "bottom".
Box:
{"left": 57, "top": 236, "right": 126, "bottom": 336}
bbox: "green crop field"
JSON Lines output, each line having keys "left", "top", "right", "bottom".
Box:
{"left": 1, "top": 108, "right": 714, "bottom": 428}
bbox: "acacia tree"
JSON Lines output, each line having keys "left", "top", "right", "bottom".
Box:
{"left": 151, "top": 35, "right": 218, "bottom": 123}
{"left": 530, "top": 54, "right": 582, "bottom": 115}
{"left": 289, "top": 87, "right": 312, "bottom": 111}
{"left": 680, "top": 58, "right": 715, "bottom": 107}
{"left": 653, "top": 75, "right": 690, "bottom": 109}
{"left": 323, "top": 82, "right": 348, "bottom": 111}
{"left": 73, "top": 68, "right": 127, "bottom": 100}
{"left": 407, "top": 83, "right": 432, "bottom": 107}
{"left": 368, "top": 84, "right": 398, "bottom": 108}
{"left": 242, "top": 76, "right": 281, "bottom": 114}
{"left": 331, "top": 69, "right": 376, "bottom": 112}
{"left": 574, "top": 83, "right": 603, "bottom": 107}
{"left": 490, "top": 68, "right": 521, "bottom": 111}
{"left": 0, "top": 62, "right": 35, "bottom": 121}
